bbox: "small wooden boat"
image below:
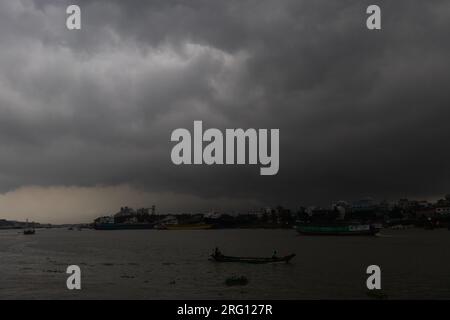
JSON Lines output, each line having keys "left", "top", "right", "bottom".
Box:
{"left": 210, "top": 253, "right": 295, "bottom": 264}
{"left": 23, "top": 219, "right": 35, "bottom": 235}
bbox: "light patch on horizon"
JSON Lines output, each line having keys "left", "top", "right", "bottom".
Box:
{"left": 0, "top": 185, "right": 263, "bottom": 224}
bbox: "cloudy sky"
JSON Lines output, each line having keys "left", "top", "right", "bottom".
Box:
{"left": 0, "top": 0, "right": 449, "bottom": 223}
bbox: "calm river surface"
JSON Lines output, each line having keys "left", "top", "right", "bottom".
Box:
{"left": 1, "top": 228, "right": 449, "bottom": 299}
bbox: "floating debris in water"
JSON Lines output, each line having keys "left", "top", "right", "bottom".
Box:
{"left": 44, "top": 269, "right": 64, "bottom": 273}
{"left": 21, "top": 267, "right": 33, "bottom": 271}
{"left": 225, "top": 276, "right": 249, "bottom": 286}
{"left": 366, "top": 290, "right": 388, "bottom": 299}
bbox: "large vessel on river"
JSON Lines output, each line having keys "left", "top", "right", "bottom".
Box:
{"left": 296, "top": 221, "right": 380, "bottom": 236}
{"left": 94, "top": 206, "right": 157, "bottom": 230}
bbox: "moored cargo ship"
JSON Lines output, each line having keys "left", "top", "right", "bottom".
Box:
{"left": 153, "top": 215, "right": 213, "bottom": 230}
{"left": 94, "top": 206, "right": 157, "bottom": 230}
{"left": 161, "top": 223, "right": 213, "bottom": 230}
{"left": 93, "top": 222, "right": 155, "bottom": 230}
{"left": 296, "top": 222, "right": 379, "bottom": 236}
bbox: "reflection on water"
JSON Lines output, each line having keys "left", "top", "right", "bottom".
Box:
{"left": 0, "top": 228, "right": 449, "bottom": 299}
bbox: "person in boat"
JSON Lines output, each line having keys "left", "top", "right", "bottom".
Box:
{"left": 272, "top": 250, "right": 278, "bottom": 259}
{"left": 213, "top": 247, "right": 223, "bottom": 258}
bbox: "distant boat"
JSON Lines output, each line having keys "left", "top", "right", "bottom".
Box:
{"left": 210, "top": 253, "right": 296, "bottom": 264}
{"left": 296, "top": 222, "right": 379, "bottom": 236}
{"left": 23, "top": 219, "right": 35, "bottom": 235}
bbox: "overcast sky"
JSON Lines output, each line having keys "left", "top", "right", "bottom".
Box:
{"left": 0, "top": 0, "right": 449, "bottom": 223}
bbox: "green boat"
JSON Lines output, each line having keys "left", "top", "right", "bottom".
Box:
{"left": 296, "top": 223, "right": 379, "bottom": 236}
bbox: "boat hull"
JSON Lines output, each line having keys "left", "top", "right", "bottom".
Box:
{"left": 211, "top": 254, "right": 295, "bottom": 264}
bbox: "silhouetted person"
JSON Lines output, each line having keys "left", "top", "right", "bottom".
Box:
{"left": 214, "top": 247, "right": 222, "bottom": 257}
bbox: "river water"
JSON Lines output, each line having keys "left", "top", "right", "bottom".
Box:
{"left": 0, "top": 228, "right": 449, "bottom": 299}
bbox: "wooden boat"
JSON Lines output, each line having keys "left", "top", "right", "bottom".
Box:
{"left": 210, "top": 253, "right": 295, "bottom": 264}
{"left": 23, "top": 219, "right": 35, "bottom": 235}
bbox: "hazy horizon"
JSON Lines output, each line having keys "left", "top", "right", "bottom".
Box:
{"left": 0, "top": 184, "right": 446, "bottom": 224}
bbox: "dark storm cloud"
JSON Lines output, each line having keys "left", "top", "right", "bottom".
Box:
{"left": 1, "top": 0, "right": 450, "bottom": 210}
